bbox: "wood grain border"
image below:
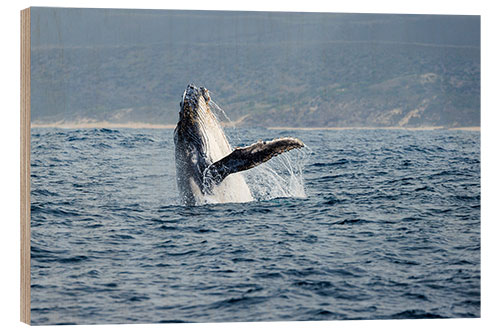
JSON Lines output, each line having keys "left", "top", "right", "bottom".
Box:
{"left": 20, "top": 7, "right": 31, "bottom": 325}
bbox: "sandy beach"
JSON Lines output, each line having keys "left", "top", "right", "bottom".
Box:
{"left": 31, "top": 122, "right": 480, "bottom": 132}
{"left": 31, "top": 121, "right": 177, "bottom": 129}
{"left": 267, "top": 126, "right": 481, "bottom": 131}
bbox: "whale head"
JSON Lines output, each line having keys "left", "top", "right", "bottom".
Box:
{"left": 175, "top": 84, "right": 221, "bottom": 153}
{"left": 178, "top": 84, "right": 211, "bottom": 125}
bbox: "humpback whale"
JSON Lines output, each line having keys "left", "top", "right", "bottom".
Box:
{"left": 174, "top": 84, "right": 304, "bottom": 205}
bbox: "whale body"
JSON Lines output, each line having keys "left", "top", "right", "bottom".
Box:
{"left": 174, "top": 84, "right": 304, "bottom": 206}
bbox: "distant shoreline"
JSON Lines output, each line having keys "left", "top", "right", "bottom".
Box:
{"left": 268, "top": 126, "right": 481, "bottom": 131}
{"left": 31, "top": 122, "right": 177, "bottom": 129}
{"left": 31, "top": 122, "right": 480, "bottom": 131}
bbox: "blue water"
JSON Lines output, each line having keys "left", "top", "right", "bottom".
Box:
{"left": 30, "top": 128, "right": 480, "bottom": 325}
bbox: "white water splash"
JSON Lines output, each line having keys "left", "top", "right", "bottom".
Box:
{"left": 208, "top": 97, "right": 310, "bottom": 202}
{"left": 208, "top": 99, "right": 233, "bottom": 126}
{"left": 245, "top": 146, "right": 310, "bottom": 201}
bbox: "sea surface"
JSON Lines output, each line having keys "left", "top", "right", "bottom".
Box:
{"left": 30, "top": 127, "right": 480, "bottom": 325}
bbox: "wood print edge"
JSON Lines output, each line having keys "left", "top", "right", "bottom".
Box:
{"left": 20, "top": 7, "right": 31, "bottom": 325}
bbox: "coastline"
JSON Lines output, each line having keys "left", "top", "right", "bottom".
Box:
{"left": 31, "top": 122, "right": 177, "bottom": 129}
{"left": 267, "top": 126, "right": 481, "bottom": 131}
{"left": 31, "top": 122, "right": 480, "bottom": 132}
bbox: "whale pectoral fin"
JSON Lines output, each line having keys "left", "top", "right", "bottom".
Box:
{"left": 204, "top": 137, "right": 304, "bottom": 185}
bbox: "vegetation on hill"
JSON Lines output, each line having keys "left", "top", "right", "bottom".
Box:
{"left": 30, "top": 9, "right": 480, "bottom": 128}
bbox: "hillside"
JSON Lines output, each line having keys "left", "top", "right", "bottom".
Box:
{"left": 30, "top": 9, "right": 480, "bottom": 128}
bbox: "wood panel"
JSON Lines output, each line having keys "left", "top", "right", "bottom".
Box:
{"left": 20, "top": 7, "right": 31, "bottom": 325}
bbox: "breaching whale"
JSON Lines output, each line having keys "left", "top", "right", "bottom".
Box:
{"left": 174, "top": 84, "right": 304, "bottom": 206}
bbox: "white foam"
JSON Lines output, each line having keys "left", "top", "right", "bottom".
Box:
{"left": 208, "top": 98, "right": 309, "bottom": 202}
{"left": 245, "top": 146, "right": 310, "bottom": 201}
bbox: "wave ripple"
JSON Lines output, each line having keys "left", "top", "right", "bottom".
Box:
{"left": 30, "top": 128, "right": 480, "bottom": 324}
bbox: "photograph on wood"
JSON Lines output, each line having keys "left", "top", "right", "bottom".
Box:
{"left": 21, "top": 7, "right": 480, "bottom": 325}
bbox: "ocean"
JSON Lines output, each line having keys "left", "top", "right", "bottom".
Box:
{"left": 30, "top": 127, "right": 480, "bottom": 325}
